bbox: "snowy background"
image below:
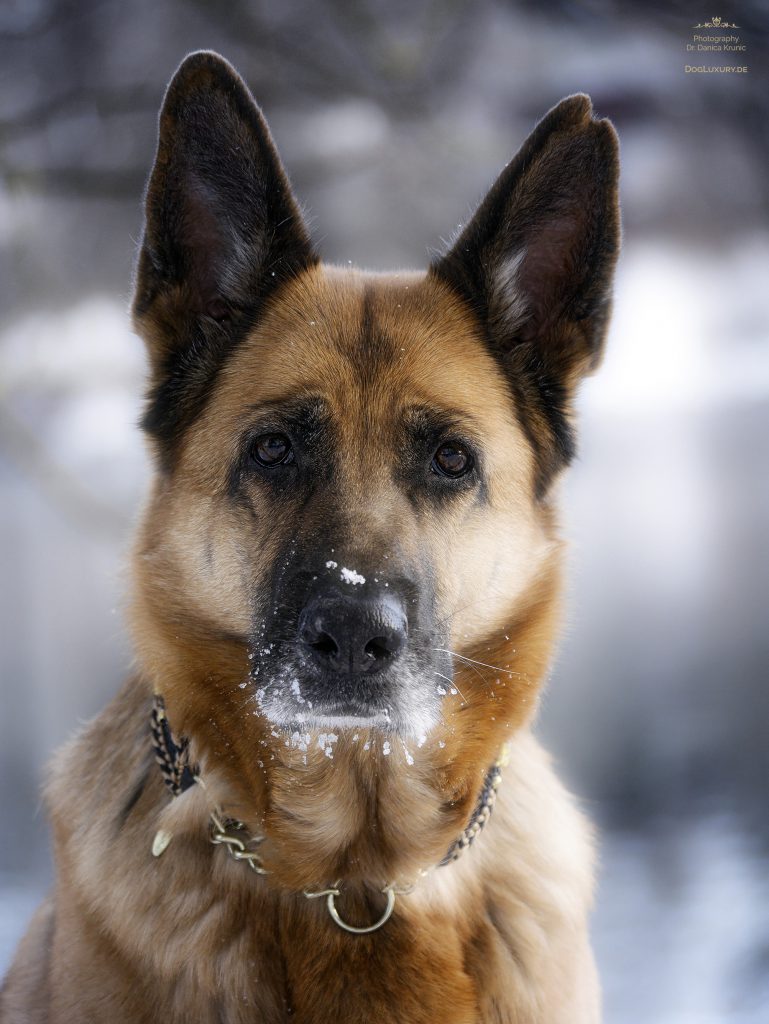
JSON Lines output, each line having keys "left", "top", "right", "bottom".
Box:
{"left": 1, "top": 2, "right": 768, "bottom": 1020}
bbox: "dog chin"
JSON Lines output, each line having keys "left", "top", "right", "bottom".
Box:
{"left": 296, "top": 709, "right": 395, "bottom": 731}
{"left": 253, "top": 690, "right": 439, "bottom": 740}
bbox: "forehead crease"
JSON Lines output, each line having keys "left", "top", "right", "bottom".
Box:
{"left": 326, "top": 283, "right": 400, "bottom": 442}
{"left": 345, "top": 282, "right": 397, "bottom": 377}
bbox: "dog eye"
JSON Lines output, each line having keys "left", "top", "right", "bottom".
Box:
{"left": 432, "top": 442, "right": 473, "bottom": 478}
{"left": 250, "top": 433, "right": 294, "bottom": 467}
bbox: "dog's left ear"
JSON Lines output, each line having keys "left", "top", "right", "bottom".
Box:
{"left": 133, "top": 51, "right": 316, "bottom": 456}
{"left": 432, "top": 94, "right": 620, "bottom": 494}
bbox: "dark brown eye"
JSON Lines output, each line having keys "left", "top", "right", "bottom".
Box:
{"left": 432, "top": 442, "right": 473, "bottom": 478}
{"left": 250, "top": 433, "right": 294, "bottom": 467}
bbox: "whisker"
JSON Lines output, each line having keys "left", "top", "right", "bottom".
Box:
{"left": 432, "top": 669, "right": 468, "bottom": 706}
{"left": 451, "top": 680, "right": 469, "bottom": 703}
{"left": 434, "top": 648, "right": 520, "bottom": 677}
{"left": 434, "top": 649, "right": 490, "bottom": 688}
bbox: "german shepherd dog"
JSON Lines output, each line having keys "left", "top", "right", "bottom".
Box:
{"left": 2, "top": 52, "right": 619, "bottom": 1023}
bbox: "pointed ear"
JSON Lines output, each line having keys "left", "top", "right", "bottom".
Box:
{"left": 133, "top": 51, "right": 316, "bottom": 458}
{"left": 432, "top": 94, "right": 620, "bottom": 496}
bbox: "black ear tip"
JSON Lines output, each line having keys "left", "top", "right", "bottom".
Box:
{"left": 541, "top": 93, "right": 592, "bottom": 132}
{"left": 558, "top": 92, "right": 593, "bottom": 118}
{"left": 174, "top": 48, "right": 239, "bottom": 79}
{"left": 547, "top": 93, "right": 619, "bottom": 159}
{"left": 164, "top": 50, "right": 246, "bottom": 106}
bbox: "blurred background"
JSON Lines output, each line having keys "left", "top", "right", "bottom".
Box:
{"left": 1, "top": 1, "right": 767, "bottom": 1019}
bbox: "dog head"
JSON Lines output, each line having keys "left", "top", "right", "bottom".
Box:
{"left": 129, "top": 52, "right": 618, "bottom": 874}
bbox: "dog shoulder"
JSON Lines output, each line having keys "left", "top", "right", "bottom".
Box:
{"left": 486, "top": 731, "right": 600, "bottom": 1020}
{"left": 408, "top": 729, "right": 599, "bottom": 1021}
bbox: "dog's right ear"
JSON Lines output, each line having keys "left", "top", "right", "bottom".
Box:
{"left": 133, "top": 52, "right": 316, "bottom": 455}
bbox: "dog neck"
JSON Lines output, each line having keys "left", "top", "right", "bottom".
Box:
{"left": 150, "top": 692, "right": 506, "bottom": 896}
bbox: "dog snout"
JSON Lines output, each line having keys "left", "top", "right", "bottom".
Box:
{"left": 298, "top": 590, "right": 408, "bottom": 676}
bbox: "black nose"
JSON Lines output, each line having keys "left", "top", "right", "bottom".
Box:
{"left": 298, "top": 591, "right": 408, "bottom": 676}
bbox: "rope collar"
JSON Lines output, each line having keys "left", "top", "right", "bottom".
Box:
{"left": 150, "top": 695, "right": 507, "bottom": 933}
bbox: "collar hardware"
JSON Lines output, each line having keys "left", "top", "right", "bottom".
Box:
{"left": 306, "top": 885, "right": 397, "bottom": 935}
{"left": 210, "top": 811, "right": 268, "bottom": 874}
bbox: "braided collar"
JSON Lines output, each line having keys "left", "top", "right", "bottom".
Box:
{"left": 150, "top": 694, "right": 507, "bottom": 932}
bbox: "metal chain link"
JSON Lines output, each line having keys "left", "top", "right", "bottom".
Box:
{"left": 209, "top": 811, "right": 267, "bottom": 875}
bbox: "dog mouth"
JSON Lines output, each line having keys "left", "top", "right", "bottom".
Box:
{"left": 246, "top": 656, "right": 444, "bottom": 738}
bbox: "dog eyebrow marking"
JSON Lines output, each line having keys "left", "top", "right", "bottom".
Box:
{"left": 242, "top": 395, "right": 330, "bottom": 431}
{"left": 401, "top": 403, "right": 483, "bottom": 438}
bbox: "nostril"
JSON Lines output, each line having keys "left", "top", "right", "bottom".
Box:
{"left": 364, "top": 636, "right": 395, "bottom": 662}
{"left": 310, "top": 632, "right": 338, "bottom": 659}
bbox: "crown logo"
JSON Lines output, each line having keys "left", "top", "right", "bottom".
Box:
{"left": 694, "top": 16, "right": 739, "bottom": 28}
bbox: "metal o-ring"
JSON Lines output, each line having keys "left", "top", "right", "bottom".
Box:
{"left": 326, "top": 886, "right": 396, "bottom": 934}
